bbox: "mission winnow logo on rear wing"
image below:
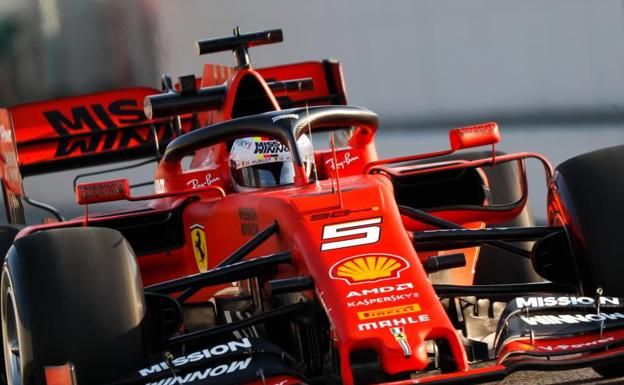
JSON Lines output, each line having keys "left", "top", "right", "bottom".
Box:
{"left": 41, "top": 99, "right": 175, "bottom": 158}
{"left": 6, "top": 87, "right": 194, "bottom": 173}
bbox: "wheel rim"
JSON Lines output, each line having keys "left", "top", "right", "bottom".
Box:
{"left": 2, "top": 288, "right": 21, "bottom": 385}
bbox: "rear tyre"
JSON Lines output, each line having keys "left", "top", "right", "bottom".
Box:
{"left": 1, "top": 227, "right": 148, "bottom": 385}
{"left": 550, "top": 145, "right": 624, "bottom": 378}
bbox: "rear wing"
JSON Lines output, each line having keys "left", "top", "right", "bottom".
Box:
{"left": 203, "top": 60, "right": 347, "bottom": 107}
{"left": 196, "top": 28, "right": 346, "bottom": 108}
{"left": 257, "top": 60, "right": 347, "bottom": 107}
{"left": 147, "top": 60, "right": 347, "bottom": 120}
{"left": 7, "top": 87, "right": 189, "bottom": 176}
{"left": 6, "top": 59, "right": 346, "bottom": 180}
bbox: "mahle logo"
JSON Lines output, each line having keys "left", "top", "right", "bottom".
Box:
{"left": 329, "top": 254, "right": 408, "bottom": 285}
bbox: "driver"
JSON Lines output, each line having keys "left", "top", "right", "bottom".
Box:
{"left": 229, "top": 135, "right": 315, "bottom": 191}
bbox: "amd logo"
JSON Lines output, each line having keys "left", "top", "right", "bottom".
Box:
{"left": 43, "top": 99, "right": 172, "bottom": 157}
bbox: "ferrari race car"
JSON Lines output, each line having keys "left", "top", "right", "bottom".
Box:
{"left": 0, "top": 28, "right": 623, "bottom": 385}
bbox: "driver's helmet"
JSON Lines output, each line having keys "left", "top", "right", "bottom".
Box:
{"left": 229, "top": 135, "right": 314, "bottom": 190}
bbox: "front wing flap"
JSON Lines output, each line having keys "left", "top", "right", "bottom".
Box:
{"left": 495, "top": 295, "right": 624, "bottom": 360}
{"left": 372, "top": 296, "right": 624, "bottom": 384}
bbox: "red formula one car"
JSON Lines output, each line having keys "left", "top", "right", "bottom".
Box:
{"left": 0, "top": 28, "right": 623, "bottom": 385}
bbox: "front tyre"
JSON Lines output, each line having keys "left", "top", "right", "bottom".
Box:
{"left": 550, "top": 145, "right": 624, "bottom": 378}
{"left": 1, "top": 227, "right": 148, "bottom": 385}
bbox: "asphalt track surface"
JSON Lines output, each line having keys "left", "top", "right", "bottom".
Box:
{"left": 483, "top": 368, "right": 624, "bottom": 384}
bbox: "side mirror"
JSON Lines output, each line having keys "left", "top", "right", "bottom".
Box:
{"left": 449, "top": 122, "right": 500, "bottom": 151}
{"left": 76, "top": 179, "right": 130, "bottom": 204}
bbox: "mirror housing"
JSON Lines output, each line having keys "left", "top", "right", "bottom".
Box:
{"left": 449, "top": 122, "right": 500, "bottom": 151}
{"left": 76, "top": 179, "right": 130, "bottom": 204}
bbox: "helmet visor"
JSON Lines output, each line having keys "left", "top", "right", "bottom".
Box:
{"left": 232, "top": 161, "right": 295, "bottom": 187}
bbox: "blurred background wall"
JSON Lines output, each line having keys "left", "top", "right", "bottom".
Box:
{"left": 0, "top": 0, "right": 158, "bottom": 105}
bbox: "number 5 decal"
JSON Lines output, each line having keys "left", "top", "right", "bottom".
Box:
{"left": 321, "top": 217, "right": 382, "bottom": 251}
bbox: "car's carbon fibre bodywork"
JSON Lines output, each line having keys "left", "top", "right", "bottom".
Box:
{"left": 0, "top": 28, "right": 623, "bottom": 385}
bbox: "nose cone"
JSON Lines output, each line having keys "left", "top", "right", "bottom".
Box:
{"left": 380, "top": 334, "right": 429, "bottom": 374}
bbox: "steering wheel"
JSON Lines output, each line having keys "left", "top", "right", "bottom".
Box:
{"left": 161, "top": 106, "right": 378, "bottom": 186}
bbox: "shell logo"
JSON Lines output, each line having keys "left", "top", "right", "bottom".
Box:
{"left": 329, "top": 254, "right": 409, "bottom": 285}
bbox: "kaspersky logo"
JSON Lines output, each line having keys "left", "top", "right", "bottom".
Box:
{"left": 329, "top": 254, "right": 409, "bottom": 285}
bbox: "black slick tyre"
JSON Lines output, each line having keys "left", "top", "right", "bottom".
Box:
{"left": 553, "top": 144, "right": 624, "bottom": 296}
{"left": 1, "top": 227, "right": 148, "bottom": 385}
{"left": 551, "top": 144, "right": 624, "bottom": 378}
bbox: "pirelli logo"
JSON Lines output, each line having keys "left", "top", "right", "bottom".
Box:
{"left": 357, "top": 303, "right": 421, "bottom": 320}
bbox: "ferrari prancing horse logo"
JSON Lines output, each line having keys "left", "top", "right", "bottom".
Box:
{"left": 190, "top": 224, "right": 208, "bottom": 272}
{"left": 390, "top": 327, "right": 412, "bottom": 357}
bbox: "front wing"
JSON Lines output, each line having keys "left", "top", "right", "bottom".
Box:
{"left": 90, "top": 296, "right": 624, "bottom": 385}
